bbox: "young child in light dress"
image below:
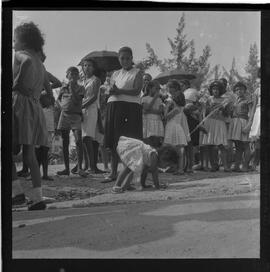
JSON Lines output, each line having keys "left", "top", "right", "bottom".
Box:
{"left": 142, "top": 80, "right": 164, "bottom": 148}
{"left": 112, "top": 136, "right": 179, "bottom": 193}
{"left": 164, "top": 80, "right": 190, "bottom": 175}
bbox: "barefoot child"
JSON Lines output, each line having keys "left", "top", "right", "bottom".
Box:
{"left": 56, "top": 67, "right": 87, "bottom": 177}
{"left": 112, "top": 136, "right": 178, "bottom": 193}
{"left": 164, "top": 80, "right": 190, "bottom": 175}
{"left": 228, "top": 82, "right": 251, "bottom": 172}
{"left": 142, "top": 80, "right": 164, "bottom": 148}
{"left": 201, "top": 81, "right": 231, "bottom": 172}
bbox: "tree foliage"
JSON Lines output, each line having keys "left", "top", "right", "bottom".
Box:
{"left": 136, "top": 13, "right": 212, "bottom": 89}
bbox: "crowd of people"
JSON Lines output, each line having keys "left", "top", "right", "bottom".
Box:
{"left": 12, "top": 21, "right": 261, "bottom": 210}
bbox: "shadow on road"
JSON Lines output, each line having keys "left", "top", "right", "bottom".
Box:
{"left": 13, "top": 194, "right": 259, "bottom": 252}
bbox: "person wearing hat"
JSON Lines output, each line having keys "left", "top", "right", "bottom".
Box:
{"left": 179, "top": 79, "right": 191, "bottom": 92}
{"left": 201, "top": 80, "right": 231, "bottom": 172}
{"left": 228, "top": 82, "right": 251, "bottom": 172}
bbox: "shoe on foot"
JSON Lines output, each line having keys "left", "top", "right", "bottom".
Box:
{"left": 42, "top": 176, "right": 54, "bottom": 181}
{"left": 111, "top": 186, "right": 124, "bottom": 193}
{"left": 78, "top": 169, "right": 88, "bottom": 178}
{"left": 12, "top": 194, "right": 26, "bottom": 206}
{"left": 71, "top": 166, "right": 78, "bottom": 174}
{"left": 93, "top": 168, "right": 106, "bottom": 174}
{"left": 57, "top": 169, "right": 70, "bottom": 176}
{"left": 231, "top": 167, "right": 241, "bottom": 172}
{"left": 101, "top": 176, "right": 117, "bottom": 183}
{"left": 28, "top": 201, "right": 46, "bottom": 211}
{"left": 17, "top": 171, "right": 30, "bottom": 178}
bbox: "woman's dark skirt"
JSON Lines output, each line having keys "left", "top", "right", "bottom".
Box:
{"left": 104, "top": 101, "right": 142, "bottom": 150}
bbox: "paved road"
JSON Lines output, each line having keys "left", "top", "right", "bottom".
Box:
{"left": 13, "top": 192, "right": 259, "bottom": 258}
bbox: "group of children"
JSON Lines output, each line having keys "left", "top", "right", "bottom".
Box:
{"left": 112, "top": 73, "right": 260, "bottom": 193}
{"left": 12, "top": 21, "right": 261, "bottom": 209}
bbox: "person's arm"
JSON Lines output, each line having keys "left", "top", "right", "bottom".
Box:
{"left": 47, "top": 71, "right": 62, "bottom": 89}
{"left": 140, "top": 166, "right": 149, "bottom": 188}
{"left": 57, "top": 87, "right": 64, "bottom": 102}
{"left": 71, "top": 85, "right": 85, "bottom": 105}
{"left": 43, "top": 71, "right": 54, "bottom": 104}
{"left": 149, "top": 153, "right": 160, "bottom": 189}
{"left": 110, "top": 70, "right": 143, "bottom": 96}
{"left": 12, "top": 52, "right": 32, "bottom": 93}
{"left": 166, "top": 107, "right": 181, "bottom": 122}
{"left": 82, "top": 79, "right": 100, "bottom": 109}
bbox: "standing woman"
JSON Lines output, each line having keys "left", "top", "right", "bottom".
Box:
{"left": 12, "top": 22, "right": 53, "bottom": 210}
{"left": 103, "top": 47, "right": 143, "bottom": 183}
{"left": 81, "top": 58, "right": 105, "bottom": 174}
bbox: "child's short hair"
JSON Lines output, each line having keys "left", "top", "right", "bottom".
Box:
{"left": 157, "top": 145, "right": 179, "bottom": 165}
{"left": 66, "top": 66, "right": 79, "bottom": 78}
{"left": 118, "top": 46, "right": 133, "bottom": 56}
{"left": 173, "top": 91, "right": 186, "bottom": 107}
{"left": 179, "top": 79, "right": 191, "bottom": 89}
{"left": 145, "top": 80, "right": 160, "bottom": 95}
{"left": 167, "top": 79, "right": 181, "bottom": 91}
{"left": 233, "top": 82, "right": 247, "bottom": 92}
{"left": 14, "top": 21, "right": 44, "bottom": 52}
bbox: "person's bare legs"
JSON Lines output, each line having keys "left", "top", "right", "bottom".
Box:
{"left": 121, "top": 171, "right": 134, "bottom": 191}
{"left": 114, "top": 166, "right": 131, "bottom": 187}
{"left": 109, "top": 149, "right": 118, "bottom": 179}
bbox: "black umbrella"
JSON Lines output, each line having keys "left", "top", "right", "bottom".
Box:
{"left": 78, "top": 50, "right": 121, "bottom": 72}
{"left": 154, "top": 69, "right": 196, "bottom": 85}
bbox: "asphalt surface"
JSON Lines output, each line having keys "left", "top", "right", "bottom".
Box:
{"left": 13, "top": 192, "right": 259, "bottom": 258}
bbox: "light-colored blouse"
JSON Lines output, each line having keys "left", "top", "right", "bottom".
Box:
{"left": 107, "top": 67, "right": 141, "bottom": 104}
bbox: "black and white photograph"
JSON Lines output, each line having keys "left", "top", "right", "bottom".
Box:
{"left": 3, "top": 3, "right": 269, "bottom": 266}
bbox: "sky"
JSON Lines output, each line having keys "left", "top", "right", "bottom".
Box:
{"left": 13, "top": 10, "right": 260, "bottom": 82}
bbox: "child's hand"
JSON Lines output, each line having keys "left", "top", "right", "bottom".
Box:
{"left": 109, "top": 84, "right": 119, "bottom": 95}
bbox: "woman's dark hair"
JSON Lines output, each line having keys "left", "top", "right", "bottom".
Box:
{"left": 157, "top": 145, "right": 179, "bottom": 165}
{"left": 167, "top": 79, "right": 181, "bottom": 91}
{"left": 173, "top": 91, "right": 186, "bottom": 107}
{"left": 208, "top": 80, "right": 226, "bottom": 96}
{"left": 82, "top": 58, "right": 101, "bottom": 78}
{"left": 14, "top": 21, "right": 45, "bottom": 52}
{"left": 118, "top": 46, "right": 133, "bottom": 56}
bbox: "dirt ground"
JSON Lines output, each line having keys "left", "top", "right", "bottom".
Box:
{"left": 15, "top": 162, "right": 260, "bottom": 206}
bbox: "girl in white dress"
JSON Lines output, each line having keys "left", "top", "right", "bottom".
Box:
{"left": 81, "top": 59, "right": 105, "bottom": 174}
{"left": 164, "top": 80, "right": 190, "bottom": 175}
{"left": 142, "top": 80, "right": 164, "bottom": 148}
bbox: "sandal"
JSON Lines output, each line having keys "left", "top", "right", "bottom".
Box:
{"left": 101, "top": 176, "right": 117, "bottom": 183}
{"left": 111, "top": 186, "right": 124, "bottom": 193}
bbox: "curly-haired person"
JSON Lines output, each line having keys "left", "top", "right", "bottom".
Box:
{"left": 12, "top": 22, "right": 54, "bottom": 210}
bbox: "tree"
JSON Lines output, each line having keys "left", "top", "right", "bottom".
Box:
{"left": 222, "top": 57, "right": 245, "bottom": 92}
{"left": 245, "top": 43, "right": 260, "bottom": 92}
{"left": 137, "top": 13, "right": 212, "bottom": 89}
